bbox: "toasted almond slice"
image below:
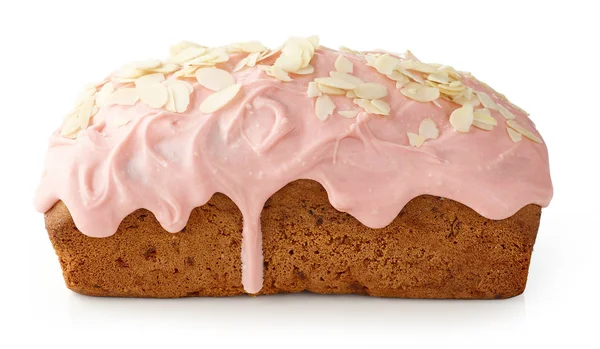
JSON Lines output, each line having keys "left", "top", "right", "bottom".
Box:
{"left": 419, "top": 118, "right": 439, "bottom": 139}
{"left": 346, "top": 90, "right": 356, "bottom": 98}
{"left": 257, "top": 47, "right": 281, "bottom": 62}
{"left": 246, "top": 52, "right": 260, "bottom": 67}
{"left": 335, "top": 55, "right": 353, "bottom": 73}
{"left": 95, "top": 83, "right": 115, "bottom": 108}
{"left": 387, "top": 71, "right": 410, "bottom": 84}
{"left": 329, "top": 71, "right": 364, "bottom": 85}
{"left": 396, "top": 67, "right": 424, "bottom": 84}
{"left": 135, "top": 73, "right": 165, "bottom": 88}
{"left": 473, "top": 120, "right": 494, "bottom": 130}
{"left": 339, "top": 46, "right": 363, "bottom": 56}
{"left": 407, "top": 132, "right": 426, "bottom": 147}
{"left": 195, "top": 67, "right": 235, "bottom": 91}
{"left": 399, "top": 60, "right": 438, "bottom": 74}
{"left": 314, "top": 77, "right": 357, "bottom": 90}
{"left": 354, "top": 98, "right": 381, "bottom": 115}
{"left": 507, "top": 127, "right": 523, "bottom": 142}
{"left": 438, "top": 83, "right": 466, "bottom": 93}
{"left": 315, "top": 95, "right": 335, "bottom": 121}
{"left": 473, "top": 108, "right": 497, "bottom": 126}
{"left": 169, "top": 41, "right": 203, "bottom": 57}
{"left": 371, "top": 100, "right": 390, "bottom": 115}
{"left": 233, "top": 57, "right": 249, "bottom": 72}
{"left": 107, "top": 88, "right": 139, "bottom": 106}
{"left": 427, "top": 73, "right": 450, "bottom": 84}
{"left": 138, "top": 83, "right": 169, "bottom": 109}
{"left": 354, "top": 83, "right": 387, "bottom": 100}
{"left": 317, "top": 83, "right": 345, "bottom": 95}
{"left": 365, "top": 53, "right": 378, "bottom": 66}
{"left": 449, "top": 104, "right": 474, "bottom": 133}
{"left": 275, "top": 53, "right": 304, "bottom": 72}
{"left": 169, "top": 46, "right": 208, "bottom": 64}
{"left": 307, "top": 82, "right": 321, "bottom": 97}
{"left": 339, "top": 110, "right": 358, "bottom": 118}
{"left": 174, "top": 65, "right": 199, "bottom": 78}
{"left": 475, "top": 91, "right": 498, "bottom": 110}
{"left": 497, "top": 103, "right": 516, "bottom": 120}
{"left": 60, "top": 114, "right": 80, "bottom": 138}
{"left": 200, "top": 83, "right": 241, "bottom": 114}
{"left": 78, "top": 97, "right": 95, "bottom": 129}
{"left": 373, "top": 53, "right": 400, "bottom": 75}
{"left": 168, "top": 81, "right": 191, "bottom": 113}
{"left": 400, "top": 82, "right": 440, "bottom": 102}
{"left": 452, "top": 95, "right": 481, "bottom": 107}
{"left": 269, "top": 66, "right": 292, "bottom": 82}
{"left": 506, "top": 120, "right": 542, "bottom": 143}
{"left": 295, "top": 65, "right": 314, "bottom": 75}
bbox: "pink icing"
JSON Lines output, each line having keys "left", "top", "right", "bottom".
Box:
{"left": 34, "top": 48, "right": 553, "bottom": 294}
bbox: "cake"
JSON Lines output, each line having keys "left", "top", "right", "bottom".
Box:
{"left": 35, "top": 36, "right": 553, "bottom": 298}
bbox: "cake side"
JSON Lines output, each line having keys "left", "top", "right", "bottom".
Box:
{"left": 47, "top": 180, "right": 540, "bottom": 299}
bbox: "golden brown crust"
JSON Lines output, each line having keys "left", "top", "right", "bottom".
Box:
{"left": 45, "top": 180, "right": 540, "bottom": 299}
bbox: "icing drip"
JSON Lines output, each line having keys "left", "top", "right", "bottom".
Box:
{"left": 35, "top": 49, "right": 553, "bottom": 294}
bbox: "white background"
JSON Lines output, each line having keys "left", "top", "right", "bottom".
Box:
{"left": 1, "top": 0, "right": 598, "bottom": 348}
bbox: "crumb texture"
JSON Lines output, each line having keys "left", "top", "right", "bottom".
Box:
{"left": 46, "top": 180, "right": 540, "bottom": 299}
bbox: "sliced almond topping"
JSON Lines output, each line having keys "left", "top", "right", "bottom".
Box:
{"left": 60, "top": 114, "right": 80, "bottom": 138}
{"left": 473, "top": 120, "right": 494, "bottom": 131}
{"left": 151, "top": 63, "right": 180, "bottom": 74}
{"left": 307, "top": 82, "right": 321, "bottom": 97}
{"left": 339, "top": 46, "right": 363, "bottom": 56}
{"left": 506, "top": 120, "right": 542, "bottom": 143}
{"left": 132, "top": 59, "right": 162, "bottom": 70}
{"left": 233, "top": 56, "right": 249, "bottom": 72}
{"left": 419, "top": 118, "right": 439, "bottom": 139}
{"left": 371, "top": 100, "right": 391, "bottom": 115}
{"left": 95, "top": 83, "right": 115, "bottom": 108}
{"left": 246, "top": 52, "right": 260, "bottom": 67}
{"left": 294, "top": 65, "right": 314, "bottom": 75}
{"left": 365, "top": 53, "right": 378, "bottom": 66}
{"left": 354, "top": 83, "right": 387, "bottom": 100}
{"left": 388, "top": 71, "right": 410, "bottom": 84}
{"left": 78, "top": 97, "right": 95, "bottom": 129}
{"left": 138, "top": 83, "right": 169, "bottom": 109}
{"left": 354, "top": 98, "right": 381, "bottom": 115}
{"left": 335, "top": 55, "right": 353, "bottom": 73}
{"left": 168, "top": 81, "right": 191, "bottom": 113}
{"left": 346, "top": 90, "right": 356, "bottom": 98}
{"left": 373, "top": 54, "right": 400, "bottom": 75}
{"left": 449, "top": 104, "right": 474, "bottom": 133}
{"left": 169, "top": 41, "right": 203, "bottom": 57}
{"left": 314, "top": 77, "right": 357, "bottom": 90}
{"left": 169, "top": 46, "right": 208, "bottom": 64}
{"left": 135, "top": 73, "right": 165, "bottom": 88}
{"left": 315, "top": 95, "right": 335, "bottom": 121}
{"left": 507, "top": 127, "right": 523, "bottom": 142}
{"left": 407, "top": 132, "right": 426, "bottom": 147}
{"left": 399, "top": 60, "right": 438, "bottom": 74}
{"left": 473, "top": 108, "right": 497, "bottom": 126}
{"left": 427, "top": 73, "right": 450, "bottom": 84}
{"left": 339, "top": 110, "right": 358, "bottom": 119}
{"left": 452, "top": 95, "right": 481, "bottom": 107}
{"left": 396, "top": 67, "right": 424, "bottom": 84}
{"left": 195, "top": 67, "right": 235, "bottom": 91}
{"left": 200, "top": 83, "right": 241, "bottom": 114}
{"left": 329, "top": 71, "right": 364, "bottom": 86}
{"left": 400, "top": 82, "right": 440, "bottom": 102}
{"left": 475, "top": 91, "right": 498, "bottom": 110}
{"left": 164, "top": 86, "right": 176, "bottom": 112}
{"left": 268, "top": 66, "right": 292, "bottom": 82}
{"left": 241, "top": 41, "right": 267, "bottom": 53}
{"left": 317, "top": 84, "right": 346, "bottom": 95}
{"left": 275, "top": 52, "right": 304, "bottom": 72}
{"left": 497, "top": 103, "right": 516, "bottom": 120}
{"left": 106, "top": 88, "right": 139, "bottom": 106}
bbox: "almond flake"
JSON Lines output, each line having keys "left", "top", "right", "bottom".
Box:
{"left": 60, "top": 114, "right": 80, "bottom": 138}
{"left": 115, "top": 66, "right": 145, "bottom": 79}
{"left": 396, "top": 67, "right": 424, "bottom": 84}
{"left": 475, "top": 91, "right": 498, "bottom": 110}
{"left": 95, "top": 83, "right": 115, "bottom": 108}
{"left": 132, "top": 59, "right": 162, "bottom": 70}
{"left": 200, "top": 83, "right": 241, "bottom": 114}
{"left": 354, "top": 83, "right": 387, "bottom": 100}
{"left": 246, "top": 52, "right": 260, "bottom": 67}
{"left": 387, "top": 71, "right": 410, "bottom": 84}
{"left": 315, "top": 95, "right": 335, "bottom": 121}
{"left": 294, "top": 65, "right": 314, "bottom": 75}
{"left": 354, "top": 98, "right": 381, "bottom": 115}
{"left": 473, "top": 121, "right": 494, "bottom": 131}
{"left": 346, "top": 90, "right": 356, "bottom": 98}
{"left": 268, "top": 66, "right": 292, "bottom": 82}
{"left": 195, "top": 67, "right": 235, "bottom": 91}
{"left": 427, "top": 73, "right": 450, "bottom": 84}
{"left": 407, "top": 132, "right": 426, "bottom": 147}
{"left": 169, "top": 46, "right": 208, "bottom": 64}
{"left": 138, "top": 83, "right": 169, "bottom": 109}
{"left": 135, "top": 73, "right": 165, "bottom": 88}
{"left": 335, "top": 55, "right": 353, "bottom": 73}
{"left": 170, "top": 41, "right": 203, "bottom": 57}
{"left": 165, "top": 86, "right": 176, "bottom": 112}
{"left": 473, "top": 108, "right": 497, "bottom": 126}
{"left": 339, "top": 46, "right": 363, "bottom": 56}
{"left": 329, "top": 71, "right": 364, "bottom": 86}
{"left": 339, "top": 110, "right": 358, "bottom": 118}
{"left": 400, "top": 82, "right": 440, "bottom": 102}
{"left": 151, "top": 63, "right": 180, "bottom": 74}
{"left": 78, "top": 97, "right": 95, "bottom": 129}
{"left": 507, "top": 127, "right": 523, "bottom": 142}
{"left": 314, "top": 77, "right": 357, "bottom": 90}
{"left": 452, "top": 95, "right": 481, "bottom": 107}
{"left": 371, "top": 100, "right": 390, "bottom": 115}
{"left": 275, "top": 53, "right": 303, "bottom": 72}
{"left": 419, "top": 118, "right": 439, "bottom": 139}
{"left": 233, "top": 57, "right": 250, "bottom": 72}
{"left": 241, "top": 41, "right": 267, "bottom": 53}
{"left": 107, "top": 88, "right": 139, "bottom": 106}
{"left": 307, "top": 82, "right": 321, "bottom": 97}
{"left": 317, "top": 84, "right": 345, "bottom": 95}
{"left": 373, "top": 54, "right": 400, "bottom": 75}
{"left": 365, "top": 53, "right": 378, "bottom": 66}
{"left": 449, "top": 104, "right": 474, "bottom": 133}
{"left": 506, "top": 120, "right": 542, "bottom": 143}
{"left": 497, "top": 103, "right": 516, "bottom": 120}
{"left": 399, "top": 60, "right": 438, "bottom": 74}
{"left": 167, "top": 81, "right": 192, "bottom": 113}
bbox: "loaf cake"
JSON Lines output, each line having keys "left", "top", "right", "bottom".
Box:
{"left": 35, "top": 36, "right": 553, "bottom": 298}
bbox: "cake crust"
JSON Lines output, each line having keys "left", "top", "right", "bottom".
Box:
{"left": 46, "top": 180, "right": 540, "bottom": 299}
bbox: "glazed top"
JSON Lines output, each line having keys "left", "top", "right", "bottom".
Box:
{"left": 34, "top": 37, "right": 553, "bottom": 293}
